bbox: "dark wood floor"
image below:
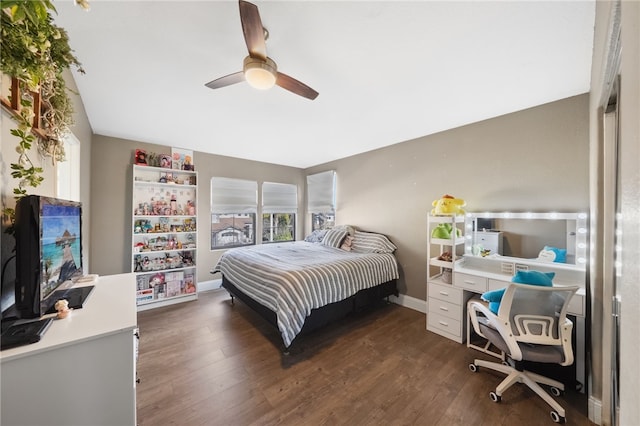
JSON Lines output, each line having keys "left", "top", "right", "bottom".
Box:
{"left": 136, "top": 290, "right": 594, "bottom": 426}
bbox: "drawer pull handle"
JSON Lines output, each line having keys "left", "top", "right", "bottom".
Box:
{"left": 464, "top": 280, "right": 476, "bottom": 285}
{"left": 439, "top": 291, "right": 449, "bottom": 296}
{"left": 439, "top": 306, "right": 449, "bottom": 312}
{"left": 438, "top": 320, "right": 449, "bottom": 326}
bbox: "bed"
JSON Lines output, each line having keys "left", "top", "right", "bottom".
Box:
{"left": 213, "top": 229, "right": 400, "bottom": 349}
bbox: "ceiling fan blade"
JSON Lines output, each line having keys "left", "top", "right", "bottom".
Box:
{"left": 204, "top": 71, "right": 245, "bottom": 89}
{"left": 239, "top": 0, "right": 267, "bottom": 60}
{"left": 276, "top": 72, "right": 319, "bottom": 100}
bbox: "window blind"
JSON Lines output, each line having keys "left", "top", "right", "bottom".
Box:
{"left": 262, "top": 182, "right": 297, "bottom": 214}
{"left": 307, "top": 170, "right": 336, "bottom": 213}
{"left": 211, "top": 177, "right": 257, "bottom": 214}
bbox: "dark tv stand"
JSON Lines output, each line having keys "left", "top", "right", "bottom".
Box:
{"left": 44, "top": 285, "right": 95, "bottom": 314}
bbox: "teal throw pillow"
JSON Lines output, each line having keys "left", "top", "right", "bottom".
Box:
{"left": 544, "top": 246, "right": 567, "bottom": 263}
{"left": 481, "top": 270, "right": 555, "bottom": 314}
{"left": 480, "top": 288, "right": 506, "bottom": 315}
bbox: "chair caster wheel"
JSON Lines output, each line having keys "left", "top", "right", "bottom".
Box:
{"left": 468, "top": 363, "right": 478, "bottom": 373}
{"left": 489, "top": 391, "right": 501, "bottom": 403}
{"left": 550, "top": 410, "right": 566, "bottom": 423}
{"left": 550, "top": 386, "right": 563, "bottom": 397}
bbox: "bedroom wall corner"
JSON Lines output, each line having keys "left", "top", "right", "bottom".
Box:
{"left": 304, "top": 94, "right": 590, "bottom": 303}
{"left": 89, "top": 136, "right": 305, "bottom": 283}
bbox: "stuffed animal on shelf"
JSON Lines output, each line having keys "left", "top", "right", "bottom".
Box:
{"left": 431, "top": 222, "right": 462, "bottom": 239}
{"left": 431, "top": 194, "right": 466, "bottom": 216}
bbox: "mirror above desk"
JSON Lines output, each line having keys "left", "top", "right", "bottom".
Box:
{"left": 463, "top": 212, "right": 589, "bottom": 269}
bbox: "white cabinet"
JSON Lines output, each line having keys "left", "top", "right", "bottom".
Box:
{"left": 1, "top": 274, "right": 138, "bottom": 426}
{"left": 474, "top": 230, "right": 503, "bottom": 255}
{"left": 132, "top": 165, "right": 198, "bottom": 310}
{"left": 426, "top": 215, "right": 469, "bottom": 342}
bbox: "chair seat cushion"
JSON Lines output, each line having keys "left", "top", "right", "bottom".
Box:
{"left": 479, "top": 322, "right": 565, "bottom": 364}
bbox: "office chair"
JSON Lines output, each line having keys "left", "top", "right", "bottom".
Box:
{"left": 467, "top": 282, "right": 579, "bottom": 424}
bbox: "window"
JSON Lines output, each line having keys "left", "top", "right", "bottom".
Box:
{"left": 311, "top": 212, "right": 335, "bottom": 231}
{"left": 307, "top": 170, "right": 336, "bottom": 231}
{"left": 211, "top": 177, "right": 257, "bottom": 249}
{"left": 56, "top": 132, "right": 80, "bottom": 201}
{"left": 262, "top": 182, "right": 297, "bottom": 243}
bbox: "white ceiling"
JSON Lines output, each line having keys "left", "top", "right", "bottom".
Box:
{"left": 53, "top": 1, "right": 595, "bottom": 169}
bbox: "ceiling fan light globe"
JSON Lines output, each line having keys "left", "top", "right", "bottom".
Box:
{"left": 245, "top": 68, "right": 276, "bottom": 90}
{"left": 243, "top": 56, "right": 277, "bottom": 90}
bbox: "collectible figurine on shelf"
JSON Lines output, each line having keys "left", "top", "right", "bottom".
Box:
{"left": 55, "top": 299, "right": 70, "bottom": 319}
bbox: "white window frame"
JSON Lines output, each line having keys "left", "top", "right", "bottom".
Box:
{"left": 262, "top": 182, "right": 297, "bottom": 243}
{"left": 56, "top": 132, "right": 80, "bottom": 201}
{"left": 210, "top": 177, "right": 257, "bottom": 249}
{"left": 307, "top": 170, "right": 336, "bottom": 231}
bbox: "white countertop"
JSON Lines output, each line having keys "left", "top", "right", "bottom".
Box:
{"left": 1, "top": 273, "right": 137, "bottom": 363}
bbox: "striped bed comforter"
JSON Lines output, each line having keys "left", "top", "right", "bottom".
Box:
{"left": 214, "top": 241, "right": 399, "bottom": 347}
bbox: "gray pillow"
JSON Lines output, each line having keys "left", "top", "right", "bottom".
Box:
{"left": 351, "top": 231, "right": 397, "bottom": 253}
{"left": 321, "top": 228, "right": 348, "bottom": 248}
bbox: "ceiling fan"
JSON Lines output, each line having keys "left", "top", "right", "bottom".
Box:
{"left": 205, "top": 0, "right": 319, "bottom": 100}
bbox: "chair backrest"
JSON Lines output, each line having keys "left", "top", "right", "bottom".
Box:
{"left": 497, "top": 283, "right": 578, "bottom": 347}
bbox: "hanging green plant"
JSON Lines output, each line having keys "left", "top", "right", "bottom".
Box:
{"left": 1, "top": 0, "right": 87, "bottom": 235}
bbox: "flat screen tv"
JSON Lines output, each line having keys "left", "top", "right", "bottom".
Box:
{"left": 14, "top": 195, "right": 87, "bottom": 318}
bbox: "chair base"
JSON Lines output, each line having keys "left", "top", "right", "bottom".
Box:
{"left": 472, "top": 358, "right": 567, "bottom": 421}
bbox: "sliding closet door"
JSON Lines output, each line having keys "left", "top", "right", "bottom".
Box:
{"left": 601, "top": 74, "right": 622, "bottom": 426}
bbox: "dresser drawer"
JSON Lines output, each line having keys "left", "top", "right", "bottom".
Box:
{"left": 454, "top": 272, "right": 488, "bottom": 292}
{"left": 428, "top": 297, "right": 462, "bottom": 320}
{"left": 428, "top": 311, "right": 462, "bottom": 338}
{"left": 428, "top": 282, "right": 463, "bottom": 304}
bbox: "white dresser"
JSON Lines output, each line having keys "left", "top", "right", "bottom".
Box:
{"left": 1, "top": 273, "right": 138, "bottom": 426}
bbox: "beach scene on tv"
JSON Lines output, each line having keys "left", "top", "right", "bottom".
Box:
{"left": 40, "top": 203, "right": 83, "bottom": 299}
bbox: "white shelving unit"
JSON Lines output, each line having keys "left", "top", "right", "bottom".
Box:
{"left": 132, "top": 165, "right": 198, "bottom": 310}
{"left": 426, "top": 214, "right": 470, "bottom": 343}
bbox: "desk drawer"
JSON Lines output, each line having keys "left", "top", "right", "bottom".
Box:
{"left": 488, "top": 278, "right": 510, "bottom": 291}
{"left": 428, "top": 297, "right": 462, "bottom": 320}
{"left": 428, "top": 282, "right": 463, "bottom": 304}
{"left": 428, "top": 311, "right": 462, "bottom": 338}
{"left": 454, "top": 272, "right": 488, "bottom": 292}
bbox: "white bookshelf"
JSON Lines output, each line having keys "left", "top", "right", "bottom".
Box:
{"left": 131, "top": 165, "right": 198, "bottom": 310}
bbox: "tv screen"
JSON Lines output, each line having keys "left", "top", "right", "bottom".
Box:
{"left": 40, "top": 201, "right": 83, "bottom": 302}
{"left": 14, "top": 196, "right": 84, "bottom": 318}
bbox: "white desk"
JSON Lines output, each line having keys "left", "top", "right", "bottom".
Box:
{"left": 1, "top": 273, "right": 138, "bottom": 426}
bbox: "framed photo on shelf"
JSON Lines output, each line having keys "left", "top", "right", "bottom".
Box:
{"left": 171, "top": 147, "right": 194, "bottom": 171}
{"left": 160, "top": 154, "right": 172, "bottom": 169}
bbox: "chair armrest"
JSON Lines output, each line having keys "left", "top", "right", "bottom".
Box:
{"left": 467, "top": 299, "right": 523, "bottom": 360}
{"left": 559, "top": 317, "right": 575, "bottom": 366}
{"left": 467, "top": 300, "right": 493, "bottom": 338}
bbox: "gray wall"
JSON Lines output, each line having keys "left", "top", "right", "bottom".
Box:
{"left": 89, "top": 136, "right": 304, "bottom": 282}
{"left": 90, "top": 94, "right": 589, "bottom": 302}
{"left": 305, "top": 94, "right": 589, "bottom": 300}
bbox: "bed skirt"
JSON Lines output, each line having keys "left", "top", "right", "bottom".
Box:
{"left": 221, "top": 275, "right": 398, "bottom": 347}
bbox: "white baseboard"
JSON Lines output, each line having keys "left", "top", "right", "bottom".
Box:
{"left": 390, "top": 293, "right": 426, "bottom": 314}
{"left": 198, "top": 278, "right": 222, "bottom": 293}
{"left": 588, "top": 396, "right": 602, "bottom": 425}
